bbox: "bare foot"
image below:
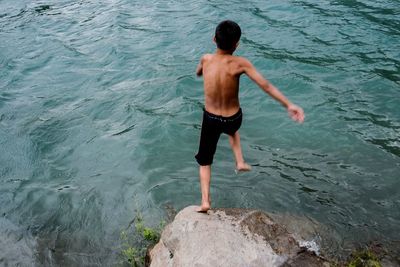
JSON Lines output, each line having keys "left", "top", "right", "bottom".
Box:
{"left": 235, "top": 162, "right": 252, "bottom": 174}
{"left": 196, "top": 201, "right": 211, "bottom": 213}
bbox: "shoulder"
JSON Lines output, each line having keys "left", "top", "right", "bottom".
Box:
{"left": 200, "top": 53, "right": 213, "bottom": 62}
{"left": 200, "top": 53, "right": 213, "bottom": 60}
{"left": 232, "top": 56, "right": 254, "bottom": 73}
{"left": 234, "top": 56, "right": 253, "bottom": 67}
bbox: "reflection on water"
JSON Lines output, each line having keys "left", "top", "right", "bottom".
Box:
{"left": 1, "top": 0, "right": 399, "bottom": 265}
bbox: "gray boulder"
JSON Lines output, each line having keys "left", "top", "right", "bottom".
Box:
{"left": 149, "top": 206, "right": 330, "bottom": 267}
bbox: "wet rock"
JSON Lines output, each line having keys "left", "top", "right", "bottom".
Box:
{"left": 149, "top": 206, "right": 330, "bottom": 267}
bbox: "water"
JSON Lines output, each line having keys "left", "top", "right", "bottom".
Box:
{"left": 1, "top": 0, "right": 399, "bottom": 265}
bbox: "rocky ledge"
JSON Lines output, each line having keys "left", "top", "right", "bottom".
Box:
{"left": 149, "top": 206, "right": 330, "bottom": 267}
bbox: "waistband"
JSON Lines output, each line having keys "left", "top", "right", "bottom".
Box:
{"left": 203, "top": 108, "right": 242, "bottom": 122}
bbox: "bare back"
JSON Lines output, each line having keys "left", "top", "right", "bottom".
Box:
{"left": 199, "top": 53, "right": 243, "bottom": 116}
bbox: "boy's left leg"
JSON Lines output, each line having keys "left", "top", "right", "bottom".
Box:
{"left": 228, "top": 131, "right": 251, "bottom": 172}
{"left": 197, "top": 165, "right": 211, "bottom": 212}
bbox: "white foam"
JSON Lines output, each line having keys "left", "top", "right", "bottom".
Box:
{"left": 298, "top": 239, "right": 320, "bottom": 256}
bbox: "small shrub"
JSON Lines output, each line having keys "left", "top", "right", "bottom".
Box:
{"left": 119, "top": 213, "right": 165, "bottom": 267}
{"left": 121, "top": 247, "right": 140, "bottom": 266}
{"left": 143, "top": 227, "right": 159, "bottom": 242}
{"left": 348, "top": 249, "right": 382, "bottom": 267}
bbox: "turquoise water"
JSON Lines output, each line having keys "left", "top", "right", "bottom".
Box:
{"left": 1, "top": 0, "right": 399, "bottom": 265}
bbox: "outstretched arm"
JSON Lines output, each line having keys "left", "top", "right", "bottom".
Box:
{"left": 240, "top": 58, "right": 305, "bottom": 123}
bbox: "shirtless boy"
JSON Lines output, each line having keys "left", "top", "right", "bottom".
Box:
{"left": 195, "top": 20, "right": 305, "bottom": 212}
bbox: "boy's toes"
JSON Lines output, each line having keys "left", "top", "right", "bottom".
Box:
{"left": 196, "top": 201, "right": 211, "bottom": 213}
{"left": 196, "top": 205, "right": 210, "bottom": 213}
{"left": 236, "top": 163, "right": 252, "bottom": 173}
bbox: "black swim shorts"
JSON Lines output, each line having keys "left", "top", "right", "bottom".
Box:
{"left": 195, "top": 108, "right": 242, "bottom": 166}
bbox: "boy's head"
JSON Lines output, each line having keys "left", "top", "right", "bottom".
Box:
{"left": 215, "top": 20, "right": 241, "bottom": 51}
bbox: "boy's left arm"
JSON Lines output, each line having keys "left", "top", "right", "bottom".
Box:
{"left": 240, "top": 57, "right": 305, "bottom": 123}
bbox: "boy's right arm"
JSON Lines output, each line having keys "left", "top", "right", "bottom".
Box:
{"left": 239, "top": 58, "right": 305, "bottom": 123}
{"left": 196, "top": 55, "right": 204, "bottom": 76}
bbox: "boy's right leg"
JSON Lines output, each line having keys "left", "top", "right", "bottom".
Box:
{"left": 197, "top": 165, "right": 211, "bottom": 212}
{"left": 228, "top": 131, "right": 251, "bottom": 172}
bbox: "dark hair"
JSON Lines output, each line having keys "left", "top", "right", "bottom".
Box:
{"left": 215, "top": 20, "right": 241, "bottom": 51}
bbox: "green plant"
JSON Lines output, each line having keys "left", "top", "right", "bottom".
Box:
{"left": 119, "top": 213, "right": 165, "bottom": 267}
{"left": 120, "top": 229, "right": 145, "bottom": 267}
{"left": 121, "top": 247, "right": 140, "bottom": 267}
{"left": 143, "top": 227, "right": 159, "bottom": 242}
{"left": 348, "top": 249, "right": 382, "bottom": 267}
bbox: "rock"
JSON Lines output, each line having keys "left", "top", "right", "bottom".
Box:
{"left": 149, "top": 206, "right": 330, "bottom": 267}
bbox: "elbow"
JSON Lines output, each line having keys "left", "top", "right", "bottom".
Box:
{"left": 261, "top": 81, "right": 271, "bottom": 92}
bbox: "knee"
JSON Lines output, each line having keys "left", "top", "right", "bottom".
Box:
{"left": 199, "top": 165, "right": 211, "bottom": 171}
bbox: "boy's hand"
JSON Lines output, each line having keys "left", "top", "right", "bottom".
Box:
{"left": 287, "top": 104, "right": 305, "bottom": 123}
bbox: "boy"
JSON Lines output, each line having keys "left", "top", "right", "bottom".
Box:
{"left": 195, "top": 20, "right": 304, "bottom": 212}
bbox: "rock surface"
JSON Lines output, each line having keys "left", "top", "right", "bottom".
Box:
{"left": 149, "top": 206, "right": 330, "bottom": 267}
